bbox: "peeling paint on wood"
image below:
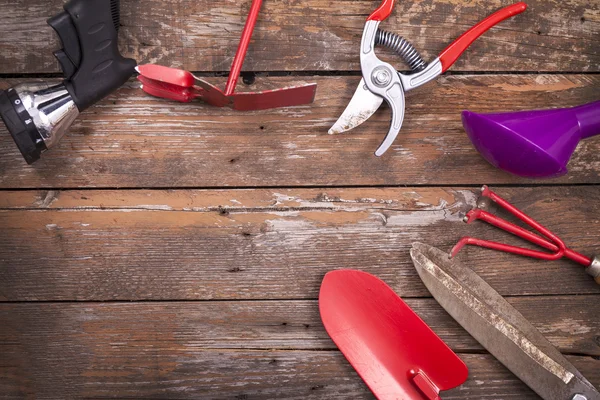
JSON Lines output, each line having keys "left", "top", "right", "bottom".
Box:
{"left": 1, "top": 187, "right": 599, "bottom": 301}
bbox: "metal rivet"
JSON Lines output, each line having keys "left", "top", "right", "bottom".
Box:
{"left": 572, "top": 394, "right": 587, "bottom": 400}
{"left": 372, "top": 67, "right": 392, "bottom": 87}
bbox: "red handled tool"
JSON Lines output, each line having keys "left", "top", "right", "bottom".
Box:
{"left": 319, "top": 270, "right": 468, "bottom": 400}
{"left": 452, "top": 185, "right": 600, "bottom": 284}
{"left": 137, "top": 0, "right": 317, "bottom": 111}
{"left": 330, "top": 2, "right": 527, "bottom": 156}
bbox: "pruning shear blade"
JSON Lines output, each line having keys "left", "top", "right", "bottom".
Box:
{"left": 410, "top": 242, "right": 600, "bottom": 400}
{"left": 329, "top": 78, "right": 383, "bottom": 134}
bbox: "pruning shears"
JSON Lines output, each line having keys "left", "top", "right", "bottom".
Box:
{"left": 329, "top": 1, "right": 528, "bottom": 156}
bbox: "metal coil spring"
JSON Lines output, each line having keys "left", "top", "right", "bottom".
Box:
{"left": 375, "top": 29, "right": 427, "bottom": 72}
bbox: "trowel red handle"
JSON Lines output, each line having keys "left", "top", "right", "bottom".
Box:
{"left": 439, "top": 2, "right": 527, "bottom": 72}
{"left": 367, "top": 0, "right": 396, "bottom": 21}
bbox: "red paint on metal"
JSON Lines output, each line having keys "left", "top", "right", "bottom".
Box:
{"left": 452, "top": 186, "right": 592, "bottom": 266}
{"left": 137, "top": 64, "right": 196, "bottom": 87}
{"left": 137, "top": 75, "right": 197, "bottom": 102}
{"left": 225, "top": 0, "right": 264, "bottom": 96}
{"left": 319, "top": 270, "right": 468, "bottom": 400}
{"left": 367, "top": 0, "right": 396, "bottom": 21}
{"left": 439, "top": 2, "right": 527, "bottom": 73}
{"left": 137, "top": 65, "right": 317, "bottom": 110}
{"left": 136, "top": 1, "right": 317, "bottom": 111}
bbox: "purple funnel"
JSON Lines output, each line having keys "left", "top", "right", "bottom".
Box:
{"left": 462, "top": 100, "right": 600, "bottom": 178}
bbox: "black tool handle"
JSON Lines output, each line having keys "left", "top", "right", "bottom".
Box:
{"left": 48, "top": 11, "right": 81, "bottom": 79}
{"left": 54, "top": 0, "right": 136, "bottom": 111}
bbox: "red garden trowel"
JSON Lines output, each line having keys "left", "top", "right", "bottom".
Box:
{"left": 137, "top": 0, "right": 317, "bottom": 111}
{"left": 319, "top": 270, "right": 468, "bottom": 400}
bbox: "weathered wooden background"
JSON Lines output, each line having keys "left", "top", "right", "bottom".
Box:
{"left": 0, "top": 0, "right": 599, "bottom": 398}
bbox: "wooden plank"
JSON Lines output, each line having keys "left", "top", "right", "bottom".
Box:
{"left": 1, "top": 297, "right": 598, "bottom": 354}
{"left": 0, "top": 0, "right": 598, "bottom": 74}
{"left": 1, "top": 301, "right": 598, "bottom": 398}
{"left": 1, "top": 187, "right": 599, "bottom": 301}
{"left": 0, "top": 74, "right": 598, "bottom": 189}
{"left": 0, "top": 337, "right": 597, "bottom": 399}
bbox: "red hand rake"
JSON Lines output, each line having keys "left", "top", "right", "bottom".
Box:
{"left": 452, "top": 186, "right": 599, "bottom": 283}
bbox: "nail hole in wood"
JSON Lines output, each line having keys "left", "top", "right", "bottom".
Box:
{"left": 242, "top": 72, "right": 256, "bottom": 85}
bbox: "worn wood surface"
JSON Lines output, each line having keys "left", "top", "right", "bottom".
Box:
{"left": 0, "top": 300, "right": 598, "bottom": 399}
{"left": 1, "top": 346, "right": 596, "bottom": 400}
{"left": 1, "top": 0, "right": 599, "bottom": 398}
{"left": 2, "top": 297, "right": 599, "bottom": 354}
{"left": 1, "top": 187, "right": 600, "bottom": 302}
{"left": 0, "top": 74, "right": 599, "bottom": 188}
{"left": 0, "top": 0, "right": 598, "bottom": 74}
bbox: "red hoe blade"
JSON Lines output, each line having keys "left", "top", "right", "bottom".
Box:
{"left": 137, "top": 0, "right": 317, "bottom": 111}
{"left": 319, "top": 270, "right": 468, "bottom": 400}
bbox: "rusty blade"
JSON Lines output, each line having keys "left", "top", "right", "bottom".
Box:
{"left": 410, "top": 242, "right": 600, "bottom": 400}
{"left": 329, "top": 78, "right": 383, "bottom": 135}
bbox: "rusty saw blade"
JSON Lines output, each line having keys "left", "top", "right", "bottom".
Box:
{"left": 410, "top": 242, "right": 600, "bottom": 400}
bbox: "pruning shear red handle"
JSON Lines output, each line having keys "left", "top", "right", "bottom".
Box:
{"left": 367, "top": 0, "right": 396, "bottom": 21}
{"left": 369, "top": 0, "right": 527, "bottom": 71}
{"left": 439, "top": 2, "right": 527, "bottom": 72}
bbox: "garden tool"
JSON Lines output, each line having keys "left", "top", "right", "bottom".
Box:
{"left": 452, "top": 185, "right": 600, "bottom": 284}
{"left": 319, "top": 270, "right": 468, "bottom": 400}
{"left": 462, "top": 100, "right": 600, "bottom": 178}
{"left": 0, "top": 0, "right": 136, "bottom": 164}
{"left": 329, "top": 1, "right": 527, "bottom": 156}
{"left": 137, "top": 0, "right": 317, "bottom": 111}
{"left": 410, "top": 242, "right": 600, "bottom": 400}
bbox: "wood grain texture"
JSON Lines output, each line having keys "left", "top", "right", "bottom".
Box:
{"left": 0, "top": 301, "right": 598, "bottom": 399}
{"left": 6, "top": 349, "right": 595, "bottom": 400}
{"left": 1, "top": 186, "right": 599, "bottom": 301}
{"left": 0, "top": 0, "right": 598, "bottom": 74}
{"left": 1, "top": 1, "right": 599, "bottom": 399}
{"left": 1, "top": 297, "right": 598, "bottom": 354}
{"left": 0, "top": 75, "right": 598, "bottom": 189}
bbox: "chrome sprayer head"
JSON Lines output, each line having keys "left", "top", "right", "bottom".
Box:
{"left": 0, "top": 82, "right": 79, "bottom": 164}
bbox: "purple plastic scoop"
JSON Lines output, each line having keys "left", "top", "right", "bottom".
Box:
{"left": 462, "top": 100, "right": 600, "bottom": 178}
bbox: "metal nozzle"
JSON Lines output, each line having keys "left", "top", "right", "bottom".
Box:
{"left": 0, "top": 82, "right": 79, "bottom": 164}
